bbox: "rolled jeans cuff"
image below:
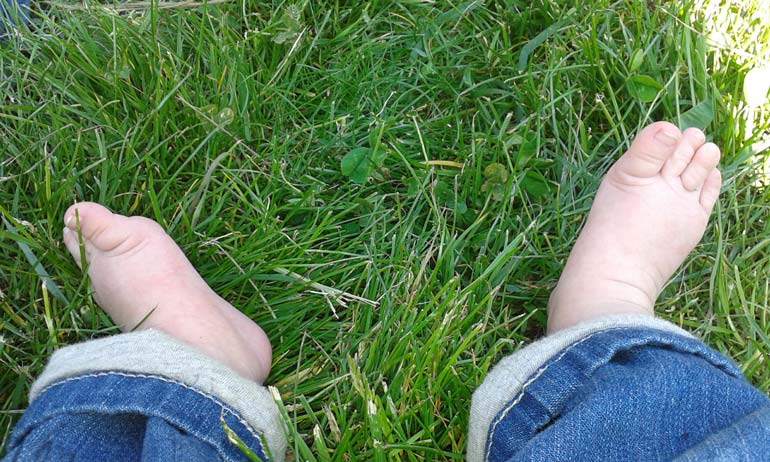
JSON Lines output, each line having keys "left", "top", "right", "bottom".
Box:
{"left": 9, "top": 329, "right": 287, "bottom": 461}
{"left": 467, "top": 315, "right": 752, "bottom": 462}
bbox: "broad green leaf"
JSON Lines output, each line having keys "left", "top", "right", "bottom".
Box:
{"left": 433, "top": 181, "right": 467, "bottom": 212}
{"left": 522, "top": 170, "right": 553, "bottom": 197}
{"left": 515, "top": 138, "right": 538, "bottom": 168}
{"left": 341, "top": 147, "right": 373, "bottom": 184}
{"left": 403, "top": 176, "right": 420, "bottom": 196}
{"left": 481, "top": 182, "right": 506, "bottom": 201}
{"left": 628, "top": 48, "right": 644, "bottom": 73}
{"left": 679, "top": 99, "right": 714, "bottom": 130}
{"left": 626, "top": 74, "right": 663, "bottom": 102}
{"left": 272, "top": 5, "right": 303, "bottom": 44}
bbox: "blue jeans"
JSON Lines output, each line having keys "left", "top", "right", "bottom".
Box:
{"left": 0, "top": 0, "right": 29, "bottom": 37}
{"left": 4, "top": 330, "right": 285, "bottom": 461}
{"left": 5, "top": 315, "right": 770, "bottom": 461}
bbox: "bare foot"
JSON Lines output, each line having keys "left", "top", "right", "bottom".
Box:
{"left": 62, "top": 202, "right": 272, "bottom": 383}
{"left": 547, "top": 122, "right": 722, "bottom": 333}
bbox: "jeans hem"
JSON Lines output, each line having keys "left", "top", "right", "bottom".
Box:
{"left": 9, "top": 371, "right": 273, "bottom": 460}
{"left": 29, "top": 329, "right": 286, "bottom": 461}
{"left": 467, "top": 314, "right": 693, "bottom": 462}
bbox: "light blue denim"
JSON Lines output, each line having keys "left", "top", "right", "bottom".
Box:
{"left": 3, "top": 329, "right": 285, "bottom": 461}
{"left": 0, "top": 0, "right": 28, "bottom": 37}
{"left": 4, "top": 372, "right": 271, "bottom": 461}
{"left": 483, "top": 326, "right": 770, "bottom": 462}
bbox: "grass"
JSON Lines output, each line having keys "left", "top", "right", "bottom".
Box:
{"left": 1, "top": 0, "right": 769, "bottom": 459}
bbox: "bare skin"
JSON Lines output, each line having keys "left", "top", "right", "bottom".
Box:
{"left": 62, "top": 203, "right": 272, "bottom": 383}
{"left": 60, "top": 122, "right": 720, "bottom": 379}
{"left": 548, "top": 121, "right": 722, "bottom": 333}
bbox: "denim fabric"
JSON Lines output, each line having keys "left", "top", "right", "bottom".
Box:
{"left": 0, "top": 0, "right": 29, "bottom": 36}
{"left": 485, "top": 327, "right": 770, "bottom": 462}
{"left": 4, "top": 372, "right": 271, "bottom": 461}
{"left": 466, "top": 314, "right": 692, "bottom": 461}
{"left": 6, "top": 325, "right": 770, "bottom": 461}
{"left": 23, "top": 329, "right": 286, "bottom": 457}
{"left": 673, "top": 406, "right": 770, "bottom": 461}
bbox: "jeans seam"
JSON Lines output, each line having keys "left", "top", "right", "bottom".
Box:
{"left": 35, "top": 370, "right": 265, "bottom": 444}
{"left": 483, "top": 329, "right": 602, "bottom": 461}
{"left": 483, "top": 326, "right": 741, "bottom": 461}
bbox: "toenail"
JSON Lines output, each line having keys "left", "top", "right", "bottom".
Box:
{"left": 655, "top": 129, "right": 680, "bottom": 146}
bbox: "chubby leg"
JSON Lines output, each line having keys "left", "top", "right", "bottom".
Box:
{"left": 7, "top": 204, "right": 285, "bottom": 461}
{"left": 547, "top": 122, "right": 721, "bottom": 332}
{"left": 62, "top": 202, "right": 272, "bottom": 383}
{"left": 468, "top": 123, "right": 770, "bottom": 462}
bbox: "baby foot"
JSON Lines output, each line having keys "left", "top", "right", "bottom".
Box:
{"left": 547, "top": 122, "right": 721, "bottom": 333}
{"left": 62, "top": 203, "right": 272, "bottom": 383}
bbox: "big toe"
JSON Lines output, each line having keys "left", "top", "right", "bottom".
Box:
{"left": 63, "top": 202, "right": 132, "bottom": 253}
{"left": 613, "top": 122, "right": 682, "bottom": 179}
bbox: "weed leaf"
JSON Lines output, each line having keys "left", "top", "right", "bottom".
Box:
{"left": 522, "top": 170, "right": 553, "bottom": 197}
{"left": 679, "top": 99, "right": 714, "bottom": 130}
{"left": 629, "top": 48, "right": 644, "bottom": 72}
{"left": 482, "top": 163, "right": 509, "bottom": 201}
{"left": 341, "top": 147, "right": 374, "bottom": 184}
{"left": 626, "top": 74, "right": 663, "bottom": 102}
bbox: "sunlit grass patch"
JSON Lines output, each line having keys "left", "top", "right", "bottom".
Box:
{"left": 692, "top": 0, "right": 770, "bottom": 155}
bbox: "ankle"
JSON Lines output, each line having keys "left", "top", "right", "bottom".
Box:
{"left": 547, "top": 284, "right": 655, "bottom": 334}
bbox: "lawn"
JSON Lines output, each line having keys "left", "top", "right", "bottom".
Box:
{"left": 1, "top": 0, "right": 769, "bottom": 459}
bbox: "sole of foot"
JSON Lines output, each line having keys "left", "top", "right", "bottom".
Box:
{"left": 62, "top": 202, "right": 272, "bottom": 383}
{"left": 547, "top": 121, "right": 721, "bottom": 333}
